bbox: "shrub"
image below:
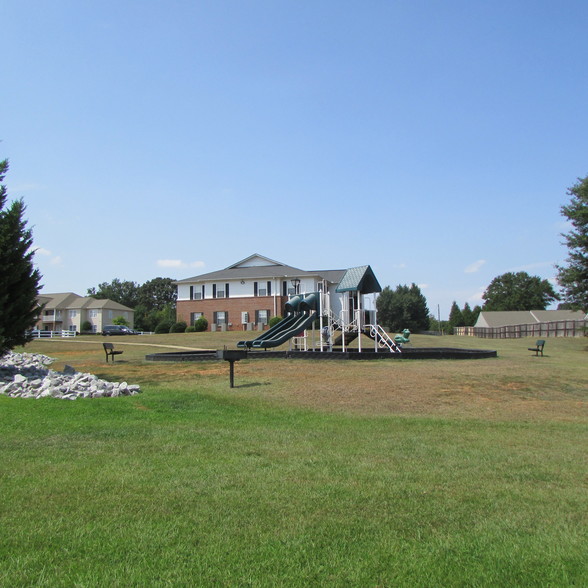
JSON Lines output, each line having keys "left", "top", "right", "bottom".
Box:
{"left": 185, "top": 325, "right": 196, "bottom": 333}
{"left": 193, "top": 317, "right": 208, "bottom": 332}
{"left": 113, "top": 316, "right": 130, "bottom": 326}
{"left": 81, "top": 320, "right": 93, "bottom": 333}
{"left": 170, "top": 321, "right": 187, "bottom": 333}
{"left": 154, "top": 319, "right": 174, "bottom": 334}
{"left": 269, "top": 316, "right": 282, "bottom": 328}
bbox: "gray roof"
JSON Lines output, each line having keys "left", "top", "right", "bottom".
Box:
{"left": 175, "top": 263, "right": 308, "bottom": 283}
{"left": 38, "top": 293, "right": 134, "bottom": 312}
{"left": 475, "top": 310, "right": 586, "bottom": 328}
{"left": 175, "top": 255, "right": 347, "bottom": 285}
{"left": 336, "top": 265, "right": 382, "bottom": 294}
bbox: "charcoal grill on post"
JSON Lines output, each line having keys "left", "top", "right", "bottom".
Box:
{"left": 216, "top": 348, "right": 248, "bottom": 388}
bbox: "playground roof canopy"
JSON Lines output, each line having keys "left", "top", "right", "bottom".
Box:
{"left": 336, "top": 265, "right": 382, "bottom": 294}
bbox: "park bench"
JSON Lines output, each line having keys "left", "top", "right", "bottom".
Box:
{"left": 528, "top": 339, "right": 546, "bottom": 357}
{"left": 103, "top": 342, "right": 124, "bottom": 362}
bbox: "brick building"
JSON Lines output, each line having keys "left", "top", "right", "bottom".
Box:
{"left": 175, "top": 254, "right": 347, "bottom": 332}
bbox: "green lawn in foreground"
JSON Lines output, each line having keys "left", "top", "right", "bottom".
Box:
{"left": 0, "top": 335, "right": 587, "bottom": 586}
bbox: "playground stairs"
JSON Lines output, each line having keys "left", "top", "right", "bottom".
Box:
{"left": 331, "top": 325, "right": 401, "bottom": 353}
{"left": 364, "top": 324, "right": 402, "bottom": 352}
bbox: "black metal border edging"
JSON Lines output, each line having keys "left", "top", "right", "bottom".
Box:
{"left": 145, "top": 348, "right": 497, "bottom": 362}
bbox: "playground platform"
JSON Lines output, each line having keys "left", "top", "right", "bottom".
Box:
{"left": 145, "top": 348, "right": 497, "bottom": 362}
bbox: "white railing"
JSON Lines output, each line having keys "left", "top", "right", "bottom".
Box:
{"left": 368, "top": 324, "right": 402, "bottom": 353}
{"left": 30, "top": 330, "right": 77, "bottom": 339}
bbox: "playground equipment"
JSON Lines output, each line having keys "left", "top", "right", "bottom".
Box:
{"left": 237, "top": 293, "right": 319, "bottom": 349}
{"left": 237, "top": 266, "right": 402, "bottom": 354}
{"left": 394, "top": 329, "right": 411, "bottom": 346}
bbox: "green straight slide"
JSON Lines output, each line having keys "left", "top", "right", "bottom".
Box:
{"left": 237, "top": 293, "right": 319, "bottom": 349}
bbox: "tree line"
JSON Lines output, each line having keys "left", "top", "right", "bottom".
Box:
{"left": 0, "top": 156, "right": 586, "bottom": 353}
{"left": 86, "top": 278, "right": 177, "bottom": 332}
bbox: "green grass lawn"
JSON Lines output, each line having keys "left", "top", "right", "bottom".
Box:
{"left": 1, "top": 334, "right": 587, "bottom": 586}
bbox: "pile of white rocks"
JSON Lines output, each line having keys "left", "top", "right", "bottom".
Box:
{"left": 0, "top": 351, "right": 141, "bottom": 400}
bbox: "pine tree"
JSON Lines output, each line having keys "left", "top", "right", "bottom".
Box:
{"left": 376, "top": 283, "right": 430, "bottom": 332}
{"left": 448, "top": 301, "right": 464, "bottom": 333}
{"left": 461, "top": 302, "right": 475, "bottom": 326}
{"left": 556, "top": 175, "right": 588, "bottom": 309}
{"left": 0, "top": 159, "right": 43, "bottom": 355}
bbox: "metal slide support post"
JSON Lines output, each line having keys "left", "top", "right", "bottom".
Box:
{"left": 374, "top": 293, "right": 378, "bottom": 352}
{"left": 341, "top": 294, "right": 346, "bottom": 353}
{"left": 357, "top": 295, "right": 362, "bottom": 353}
{"left": 319, "top": 301, "right": 324, "bottom": 352}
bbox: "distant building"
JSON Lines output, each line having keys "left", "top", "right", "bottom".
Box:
{"left": 474, "top": 309, "right": 586, "bottom": 328}
{"left": 36, "top": 293, "right": 134, "bottom": 333}
{"left": 175, "top": 253, "right": 381, "bottom": 332}
{"left": 453, "top": 309, "right": 588, "bottom": 338}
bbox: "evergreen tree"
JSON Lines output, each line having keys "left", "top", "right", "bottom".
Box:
{"left": 461, "top": 302, "right": 475, "bottom": 326}
{"left": 471, "top": 305, "right": 482, "bottom": 325}
{"left": 556, "top": 175, "right": 588, "bottom": 309}
{"left": 448, "top": 301, "right": 464, "bottom": 332}
{"left": 376, "top": 283, "right": 430, "bottom": 332}
{"left": 0, "top": 159, "right": 42, "bottom": 355}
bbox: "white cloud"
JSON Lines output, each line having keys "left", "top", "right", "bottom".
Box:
{"left": 156, "top": 259, "right": 205, "bottom": 269}
{"left": 393, "top": 262, "right": 407, "bottom": 269}
{"left": 418, "top": 283, "right": 429, "bottom": 289}
{"left": 34, "top": 247, "right": 63, "bottom": 266}
{"left": 465, "top": 259, "right": 486, "bottom": 273}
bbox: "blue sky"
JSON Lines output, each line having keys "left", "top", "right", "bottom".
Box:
{"left": 2, "top": 1, "right": 587, "bottom": 318}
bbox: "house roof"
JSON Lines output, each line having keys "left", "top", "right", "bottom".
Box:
{"left": 38, "top": 293, "right": 134, "bottom": 312}
{"left": 475, "top": 309, "right": 586, "bottom": 328}
{"left": 335, "top": 265, "right": 382, "bottom": 294}
{"left": 530, "top": 310, "right": 586, "bottom": 322}
{"left": 175, "top": 254, "right": 346, "bottom": 285}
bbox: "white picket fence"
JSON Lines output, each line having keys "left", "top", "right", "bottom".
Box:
{"left": 30, "top": 330, "right": 77, "bottom": 339}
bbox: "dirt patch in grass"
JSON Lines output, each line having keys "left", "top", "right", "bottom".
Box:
{"left": 229, "top": 357, "right": 588, "bottom": 422}
{"left": 19, "top": 336, "right": 588, "bottom": 423}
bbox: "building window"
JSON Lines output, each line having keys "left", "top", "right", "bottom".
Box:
{"left": 255, "top": 281, "right": 269, "bottom": 296}
{"left": 256, "top": 310, "right": 269, "bottom": 324}
{"left": 69, "top": 310, "right": 77, "bottom": 318}
{"left": 190, "top": 312, "right": 203, "bottom": 323}
{"left": 89, "top": 310, "right": 98, "bottom": 318}
{"left": 216, "top": 289, "right": 225, "bottom": 298}
{"left": 214, "top": 311, "right": 227, "bottom": 325}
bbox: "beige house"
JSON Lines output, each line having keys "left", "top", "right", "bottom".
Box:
{"left": 36, "top": 293, "right": 135, "bottom": 333}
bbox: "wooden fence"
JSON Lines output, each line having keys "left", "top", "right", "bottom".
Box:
{"left": 455, "top": 320, "right": 587, "bottom": 339}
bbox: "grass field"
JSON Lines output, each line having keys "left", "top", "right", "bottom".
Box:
{"left": 1, "top": 333, "right": 587, "bottom": 586}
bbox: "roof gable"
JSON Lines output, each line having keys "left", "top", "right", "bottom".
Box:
{"left": 336, "top": 265, "right": 382, "bottom": 294}
{"left": 227, "top": 253, "right": 284, "bottom": 269}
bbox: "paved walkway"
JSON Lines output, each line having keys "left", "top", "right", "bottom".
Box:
{"left": 32, "top": 339, "right": 210, "bottom": 351}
